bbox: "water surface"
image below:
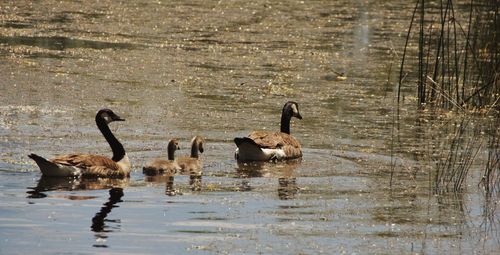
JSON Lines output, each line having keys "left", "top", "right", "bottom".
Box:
{"left": 0, "top": 1, "right": 498, "bottom": 254}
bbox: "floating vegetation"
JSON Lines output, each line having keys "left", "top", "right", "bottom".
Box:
{"left": 0, "top": 35, "right": 141, "bottom": 51}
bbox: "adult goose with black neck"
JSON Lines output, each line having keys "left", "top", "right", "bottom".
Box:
{"left": 234, "top": 101, "right": 303, "bottom": 162}
{"left": 28, "top": 108, "right": 131, "bottom": 178}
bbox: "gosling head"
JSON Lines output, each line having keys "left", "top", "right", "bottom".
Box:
{"left": 191, "top": 136, "right": 205, "bottom": 154}
{"left": 168, "top": 139, "right": 181, "bottom": 151}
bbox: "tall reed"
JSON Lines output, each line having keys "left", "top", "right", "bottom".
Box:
{"left": 480, "top": 116, "right": 500, "bottom": 196}
{"left": 398, "top": 0, "right": 499, "bottom": 110}
{"left": 434, "top": 117, "right": 482, "bottom": 193}
{"left": 395, "top": 0, "right": 499, "bottom": 193}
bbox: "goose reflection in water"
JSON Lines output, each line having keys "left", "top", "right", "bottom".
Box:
{"left": 25, "top": 177, "right": 126, "bottom": 248}
{"left": 26, "top": 176, "right": 128, "bottom": 199}
{"left": 144, "top": 173, "right": 202, "bottom": 196}
{"left": 91, "top": 187, "right": 124, "bottom": 248}
{"left": 235, "top": 159, "right": 301, "bottom": 200}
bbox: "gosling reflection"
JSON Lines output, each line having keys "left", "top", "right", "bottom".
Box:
{"left": 91, "top": 188, "right": 124, "bottom": 248}
{"left": 189, "top": 174, "right": 202, "bottom": 192}
{"left": 144, "top": 173, "right": 202, "bottom": 196}
{"left": 278, "top": 177, "right": 298, "bottom": 200}
{"left": 27, "top": 176, "right": 129, "bottom": 199}
{"left": 235, "top": 159, "right": 301, "bottom": 200}
{"left": 165, "top": 175, "right": 176, "bottom": 196}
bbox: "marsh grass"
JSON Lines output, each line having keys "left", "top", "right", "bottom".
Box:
{"left": 433, "top": 117, "right": 482, "bottom": 193}
{"left": 394, "top": 0, "right": 499, "bottom": 194}
{"left": 398, "top": 0, "right": 499, "bottom": 110}
{"left": 480, "top": 116, "right": 500, "bottom": 196}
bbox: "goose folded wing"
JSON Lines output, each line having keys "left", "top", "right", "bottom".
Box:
{"left": 248, "top": 132, "right": 302, "bottom": 159}
{"left": 248, "top": 131, "right": 301, "bottom": 149}
{"left": 51, "top": 154, "right": 124, "bottom": 177}
{"left": 279, "top": 133, "right": 301, "bottom": 148}
{"left": 248, "top": 131, "right": 283, "bottom": 148}
{"left": 277, "top": 133, "right": 302, "bottom": 158}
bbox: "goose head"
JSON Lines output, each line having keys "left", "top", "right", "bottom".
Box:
{"left": 190, "top": 136, "right": 205, "bottom": 157}
{"left": 192, "top": 136, "right": 205, "bottom": 153}
{"left": 167, "top": 139, "right": 180, "bottom": 160}
{"left": 168, "top": 139, "right": 181, "bottom": 151}
{"left": 283, "top": 101, "right": 302, "bottom": 120}
{"left": 97, "top": 108, "right": 125, "bottom": 124}
{"left": 280, "top": 101, "right": 302, "bottom": 134}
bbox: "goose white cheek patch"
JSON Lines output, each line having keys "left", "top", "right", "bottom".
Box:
{"left": 291, "top": 104, "right": 299, "bottom": 115}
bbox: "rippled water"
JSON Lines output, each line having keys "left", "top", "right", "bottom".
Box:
{"left": 0, "top": 1, "right": 498, "bottom": 254}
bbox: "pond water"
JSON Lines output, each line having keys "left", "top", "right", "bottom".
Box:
{"left": 0, "top": 0, "right": 498, "bottom": 254}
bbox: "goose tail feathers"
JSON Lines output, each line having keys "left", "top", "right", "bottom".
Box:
{"left": 28, "top": 153, "right": 55, "bottom": 170}
{"left": 234, "top": 137, "right": 267, "bottom": 162}
{"left": 28, "top": 153, "right": 81, "bottom": 177}
{"left": 234, "top": 137, "right": 259, "bottom": 147}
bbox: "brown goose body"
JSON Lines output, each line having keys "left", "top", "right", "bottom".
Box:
{"left": 143, "top": 139, "right": 181, "bottom": 176}
{"left": 28, "top": 109, "right": 131, "bottom": 178}
{"left": 234, "top": 101, "right": 303, "bottom": 162}
{"left": 177, "top": 136, "right": 204, "bottom": 175}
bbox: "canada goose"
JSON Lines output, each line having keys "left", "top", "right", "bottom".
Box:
{"left": 28, "top": 108, "right": 131, "bottom": 178}
{"left": 234, "top": 101, "right": 302, "bottom": 162}
{"left": 176, "top": 136, "right": 204, "bottom": 175}
{"left": 143, "top": 139, "right": 181, "bottom": 176}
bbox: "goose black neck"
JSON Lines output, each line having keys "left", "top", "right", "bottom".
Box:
{"left": 190, "top": 142, "right": 199, "bottom": 158}
{"left": 96, "top": 116, "right": 125, "bottom": 162}
{"left": 280, "top": 109, "right": 292, "bottom": 134}
{"left": 167, "top": 143, "right": 176, "bottom": 161}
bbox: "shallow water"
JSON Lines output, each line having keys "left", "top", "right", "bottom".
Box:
{"left": 0, "top": 1, "right": 498, "bottom": 254}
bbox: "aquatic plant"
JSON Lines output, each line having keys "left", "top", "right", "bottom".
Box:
{"left": 394, "top": 0, "right": 499, "bottom": 194}
{"left": 398, "top": 0, "right": 499, "bottom": 110}
{"left": 480, "top": 116, "right": 500, "bottom": 196}
{"left": 433, "top": 117, "right": 482, "bottom": 193}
